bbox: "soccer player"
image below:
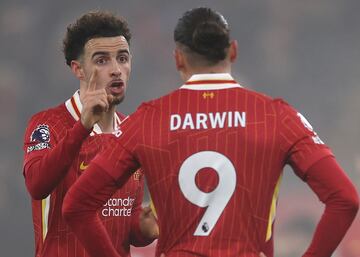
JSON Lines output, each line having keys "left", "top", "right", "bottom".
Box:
{"left": 22, "top": 11, "right": 158, "bottom": 257}
{"left": 62, "top": 7, "right": 359, "bottom": 257}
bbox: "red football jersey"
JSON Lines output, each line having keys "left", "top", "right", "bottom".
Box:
{"left": 95, "top": 73, "right": 333, "bottom": 257}
{"left": 23, "top": 91, "right": 146, "bottom": 257}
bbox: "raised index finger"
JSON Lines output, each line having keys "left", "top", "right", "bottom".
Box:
{"left": 87, "top": 68, "right": 98, "bottom": 92}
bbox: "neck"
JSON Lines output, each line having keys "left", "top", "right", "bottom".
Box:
{"left": 181, "top": 63, "right": 232, "bottom": 82}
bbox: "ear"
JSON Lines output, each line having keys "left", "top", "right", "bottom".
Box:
{"left": 70, "top": 60, "right": 85, "bottom": 80}
{"left": 174, "top": 48, "right": 185, "bottom": 71}
{"left": 229, "top": 40, "right": 238, "bottom": 63}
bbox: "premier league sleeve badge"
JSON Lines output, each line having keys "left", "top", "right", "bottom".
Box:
{"left": 30, "top": 124, "right": 50, "bottom": 143}
{"left": 27, "top": 124, "right": 51, "bottom": 153}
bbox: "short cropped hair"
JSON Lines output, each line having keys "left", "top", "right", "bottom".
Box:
{"left": 174, "top": 7, "right": 230, "bottom": 63}
{"left": 63, "top": 11, "right": 131, "bottom": 66}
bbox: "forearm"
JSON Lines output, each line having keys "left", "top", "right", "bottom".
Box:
{"left": 303, "top": 206, "right": 356, "bottom": 257}
{"left": 24, "top": 121, "right": 90, "bottom": 199}
{"left": 303, "top": 157, "right": 359, "bottom": 257}
{"left": 62, "top": 163, "right": 121, "bottom": 257}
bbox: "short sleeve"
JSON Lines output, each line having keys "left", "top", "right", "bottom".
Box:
{"left": 277, "top": 99, "right": 334, "bottom": 179}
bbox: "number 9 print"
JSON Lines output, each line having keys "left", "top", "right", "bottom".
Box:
{"left": 178, "top": 151, "right": 237, "bottom": 236}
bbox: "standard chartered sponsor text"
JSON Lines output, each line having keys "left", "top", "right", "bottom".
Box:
{"left": 101, "top": 197, "right": 135, "bottom": 217}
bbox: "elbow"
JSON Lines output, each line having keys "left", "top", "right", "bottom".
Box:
{"left": 335, "top": 185, "right": 359, "bottom": 216}
{"left": 25, "top": 180, "right": 50, "bottom": 200}
{"left": 348, "top": 192, "right": 359, "bottom": 214}
{"left": 24, "top": 166, "right": 51, "bottom": 200}
{"left": 30, "top": 191, "right": 50, "bottom": 201}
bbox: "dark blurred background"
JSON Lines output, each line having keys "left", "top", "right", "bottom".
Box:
{"left": 0, "top": 1, "right": 359, "bottom": 256}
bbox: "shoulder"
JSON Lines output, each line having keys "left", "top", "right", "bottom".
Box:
{"left": 240, "top": 86, "right": 275, "bottom": 102}
{"left": 239, "top": 87, "right": 301, "bottom": 119}
{"left": 25, "top": 104, "right": 72, "bottom": 137}
{"left": 239, "top": 87, "right": 295, "bottom": 114}
{"left": 138, "top": 88, "right": 182, "bottom": 111}
{"left": 27, "top": 103, "right": 67, "bottom": 124}
{"left": 271, "top": 98, "right": 298, "bottom": 117}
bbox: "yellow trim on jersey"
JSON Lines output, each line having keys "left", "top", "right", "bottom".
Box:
{"left": 41, "top": 195, "right": 50, "bottom": 241}
{"left": 266, "top": 175, "right": 282, "bottom": 241}
{"left": 41, "top": 199, "right": 46, "bottom": 240}
{"left": 149, "top": 195, "right": 157, "bottom": 220}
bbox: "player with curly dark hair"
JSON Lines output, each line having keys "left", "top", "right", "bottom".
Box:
{"left": 23, "top": 11, "right": 158, "bottom": 257}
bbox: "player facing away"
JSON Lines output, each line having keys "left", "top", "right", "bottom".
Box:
{"left": 22, "top": 11, "right": 158, "bottom": 257}
{"left": 63, "top": 7, "right": 359, "bottom": 257}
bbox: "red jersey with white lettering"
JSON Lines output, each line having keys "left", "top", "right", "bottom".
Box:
{"left": 95, "top": 73, "right": 333, "bottom": 256}
{"left": 23, "top": 91, "right": 147, "bottom": 257}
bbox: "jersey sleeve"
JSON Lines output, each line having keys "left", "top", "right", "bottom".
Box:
{"left": 62, "top": 163, "right": 122, "bottom": 257}
{"left": 63, "top": 105, "right": 150, "bottom": 257}
{"left": 92, "top": 104, "right": 148, "bottom": 184}
{"left": 23, "top": 111, "right": 90, "bottom": 199}
{"left": 276, "top": 99, "right": 334, "bottom": 179}
{"left": 302, "top": 156, "right": 359, "bottom": 256}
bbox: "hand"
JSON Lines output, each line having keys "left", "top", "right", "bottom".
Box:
{"left": 139, "top": 206, "right": 159, "bottom": 240}
{"left": 80, "top": 69, "right": 114, "bottom": 130}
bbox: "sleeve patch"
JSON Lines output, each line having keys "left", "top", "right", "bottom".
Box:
{"left": 27, "top": 142, "right": 50, "bottom": 153}
{"left": 30, "top": 124, "right": 50, "bottom": 143}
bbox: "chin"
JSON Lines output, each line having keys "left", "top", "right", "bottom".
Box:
{"left": 112, "top": 95, "right": 124, "bottom": 105}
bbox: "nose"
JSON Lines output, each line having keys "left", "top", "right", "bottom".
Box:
{"left": 110, "top": 59, "right": 121, "bottom": 78}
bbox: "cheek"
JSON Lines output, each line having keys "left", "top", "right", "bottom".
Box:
{"left": 123, "top": 65, "right": 131, "bottom": 78}
{"left": 95, "top": 72, "right": 109, "bottom": 88}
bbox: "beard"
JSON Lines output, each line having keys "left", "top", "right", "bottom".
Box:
{"left": 111, "top": 94, "right": 125, "bottom": 106}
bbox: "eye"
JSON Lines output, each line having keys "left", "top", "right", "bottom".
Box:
{"left": 95, "top": 57, "right": 108, "bottom": 65}
{"left": 117, "top": 55, "right": 129, "bottom": 63}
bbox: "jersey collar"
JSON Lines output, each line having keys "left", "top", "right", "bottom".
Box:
{"left": 65, "top": 90, "right": 123, "bottom": 136}
{"left": 180, "top": 73, "right": 242, "bottom": 90}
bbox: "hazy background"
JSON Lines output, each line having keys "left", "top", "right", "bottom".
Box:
{"left": 0, "top": 0, "right": 359, "bottom": 256}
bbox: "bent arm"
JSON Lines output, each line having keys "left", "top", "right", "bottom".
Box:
{"left": 62, "top": 163, "right": 126, "bottom": 257}
{"left": 302, "top": 156, "right": 359, "bottom": 257}
{"left": 24, "top": 121, "right": 90, "bottom": 199}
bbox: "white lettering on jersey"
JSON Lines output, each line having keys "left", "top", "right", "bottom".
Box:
{"left": 235, "top": 111, "right": 246, "bottom": 127}
{"left": 101, "top": 197, "right": 135, "bottom": 217}
{"left": 170, "top": 111, "right": 246, "bottom": 131}
{"left": 170, "top": 114, "right": 181, "bottom": 130}
{"left": 196, "top": 113, "right": 208, "bottom": 129}
{"left": 297, "top": 112, "right": 324, "bottom": 144}
{"left": 209, "top": 112, "right": 227, "bottom": 128}
{"left": 183, "top": 113, "right": 195, "bottom": 129}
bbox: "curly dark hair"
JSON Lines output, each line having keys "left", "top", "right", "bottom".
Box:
{"left": 63, "top": 11, "right": 131, "bottom": 66}
{"left": 174, "top": 7, "right": 230, "bottom": 63}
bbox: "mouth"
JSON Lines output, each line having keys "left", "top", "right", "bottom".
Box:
{"left": 107, "top": 80, "right": 124, "bottom": 95}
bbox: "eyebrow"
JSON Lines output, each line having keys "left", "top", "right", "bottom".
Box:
{"left": 91, "top": 49, "right": 130, "bottom": 59}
